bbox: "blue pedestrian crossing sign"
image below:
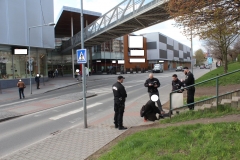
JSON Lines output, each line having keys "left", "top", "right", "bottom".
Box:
{"left": 77, "top": 49, "right": 87, "bottom": 64}
{"left": 207, "top": 57, "right": 213, "bottom": 65}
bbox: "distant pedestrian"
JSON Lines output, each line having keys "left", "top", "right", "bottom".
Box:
{"left": 55, "top": 69, "right": 58, "bottom": 77}
{"left": 181, "top": 67, "right": 195, "bottom": 110}
{"left": 17, "top": 79, "right": 25, "bottom": 99}
{"left": 144, "top": 73, "right": 165, "bottom": 116}
{"left": 35, "top": 74, "right": 41, "bottom": 89}
{"left": 89, "top": 68, "right": 91, "bottom": 75}
{"left": 112, "top": 76, "right": 127, "bottom": 130}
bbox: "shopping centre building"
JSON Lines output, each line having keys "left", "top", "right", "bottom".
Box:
{"left": 0, "top": 0, "right": 54, "bottom": 88}
{"left": 0, "top": 0, "right": 191, "bottom": 88}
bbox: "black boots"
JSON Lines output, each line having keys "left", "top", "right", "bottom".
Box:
{"left": 118, "top": 126, "right": 127, "bottom": 130}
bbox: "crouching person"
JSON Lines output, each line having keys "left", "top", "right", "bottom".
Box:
{"left": 140, "top": 95, "right": 163, "bottom": 122}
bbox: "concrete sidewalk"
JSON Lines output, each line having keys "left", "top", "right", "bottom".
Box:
{"left": 0, "top": 89, "right": 170, "bottom": 160}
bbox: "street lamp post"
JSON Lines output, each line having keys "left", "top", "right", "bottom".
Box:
{"left": 28, "top": 22, "right": 55, "bottom": 94}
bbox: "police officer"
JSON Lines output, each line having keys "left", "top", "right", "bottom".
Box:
{"left": 144, "top": 73, "right": 165, "bottom": 116}
{"left": 172, "top": 74, "right": 184, "bottom": 93}
{"left": 112, "top": 76, "right": 127, "bottom": 130}
{"left": 181, "top": 67, "right": 195, "bottom": 110}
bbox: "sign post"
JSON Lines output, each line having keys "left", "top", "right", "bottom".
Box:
{"left": 77, "top": 48, "right": 87, "bottom": 128}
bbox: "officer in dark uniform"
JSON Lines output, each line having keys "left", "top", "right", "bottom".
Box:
{"left": 172, "top": 74, "right": 184, "bottom": 93}
{"left": 181, "top": 67, "right": 195, "bottom": 110}
{"left": 144, "top": 73, "right": 165, "bottom": 116}
{"left": 112, "top": 76, "right": 127, "bottom": 130}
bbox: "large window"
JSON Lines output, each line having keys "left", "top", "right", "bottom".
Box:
{"left": 0, "top": 49, "right": 47, "bottom": 80}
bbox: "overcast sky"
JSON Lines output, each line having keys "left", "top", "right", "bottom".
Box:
{"left": 53, "top": 0, "right": 205, "bottom": 53}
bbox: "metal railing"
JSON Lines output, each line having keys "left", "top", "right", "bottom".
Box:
{"left": 61, "top": 0, "right": 168, "bottom": 52}
{"left": 170, "top": 68, "right": 240, "bottom": 112}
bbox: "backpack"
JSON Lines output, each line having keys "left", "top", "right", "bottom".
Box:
{"left": 140, "top": 105, "right": 146, "bottom": 117}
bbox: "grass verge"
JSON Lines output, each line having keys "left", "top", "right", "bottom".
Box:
{"left": 184, "top": 95, "right": 212, "bottom": 105}
{"left": 196, "top": 62, "right": 240, "bottom": 87}
{"left": 99, "top": 122, "right": 240, "bottom": 160}
{"left": 162, "top": 105, "right": 240, "bottom": 124}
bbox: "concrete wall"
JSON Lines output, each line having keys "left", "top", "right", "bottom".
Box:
{"left": 0, "top": 0, "right": 55, "bottom": 49}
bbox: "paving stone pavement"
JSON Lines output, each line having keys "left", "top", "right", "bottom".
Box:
{"left": 0, "top": 93, "right": 166, "bottom": 160}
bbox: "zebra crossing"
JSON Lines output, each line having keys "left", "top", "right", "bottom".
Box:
{"left": 87, "top": 86, "right": 133, "bottom": 94}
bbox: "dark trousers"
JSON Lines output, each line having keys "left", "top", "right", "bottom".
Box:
{"left": 114, "top": 102, "right": 125, "bottom": 127}
{"left": 148, "top": 92, "right": 163, "bottom": 111}
{"left": 36, "top": 81, "right": 40, "bottom": 89}
{"left": 187, "top": 87, "right": 195, "bottom": 110}
{"left": 19, "top": 88, "right": 25, "bottom": 99}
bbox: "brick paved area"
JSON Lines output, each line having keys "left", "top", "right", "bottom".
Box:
{"left": 0, "top": 93, "right": 169, "bottom": 160}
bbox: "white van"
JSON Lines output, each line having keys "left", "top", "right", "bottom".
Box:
{"left": 152, "top": 64, "right": 163, "bottom": 73}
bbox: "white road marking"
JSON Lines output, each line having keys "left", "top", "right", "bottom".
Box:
{"left": 49, "top": 103, "right": 102, "bottom": 120}
{"left": 0, "top": 98, "right": 38, "bottom": 108}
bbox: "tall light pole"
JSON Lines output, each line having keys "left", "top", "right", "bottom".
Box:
{"left": 80, "top": 0, "right": 87, "bottom": 128}
{"left": 190, "top": 28, "right": 193, "bottom": 73}
{"left": 28, "top": 22, "right": 55, "bottom": 94}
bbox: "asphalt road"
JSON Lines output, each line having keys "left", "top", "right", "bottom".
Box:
{"left": 0, "top": 68, "right": 210, "bottom": 158}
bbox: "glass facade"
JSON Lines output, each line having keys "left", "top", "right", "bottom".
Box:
{"left": 92, "top": 37, "right": 124, "bottom": 73}
{"left": 0, "top": 48, "right": 48, "bottom": 80}
{"left": 47, "top": 51, "right": 73, "bottom": 76}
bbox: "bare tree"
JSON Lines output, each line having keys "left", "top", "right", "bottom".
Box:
{"left": 167, "top": 0, "right": 240, "bottom": 73}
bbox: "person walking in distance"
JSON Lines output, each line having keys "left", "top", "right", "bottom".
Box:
{"left": 112, "top": 76, "right": 127, "bottom": 130}
{"left": 181, "top": 67, "right": 195, "bottom": 110}
{"left": 144, "top": 73, "right": 165, "bottom": 117}
{"left": 35, "top": 74, "right": 40, "bottom": 89}
{"left": 17, "top": 79, "right": 25, "bottom": 99}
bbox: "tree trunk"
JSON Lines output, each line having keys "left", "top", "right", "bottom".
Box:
{"left": 223, "top": 53, "right": 228, "bottom": 73}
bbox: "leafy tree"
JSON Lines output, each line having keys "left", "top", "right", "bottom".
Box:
{"left": 194, "top": 49, "right": 205, "bottom": 66}
{"left": 167, "top": 0, "right": 240, "bottom": 73}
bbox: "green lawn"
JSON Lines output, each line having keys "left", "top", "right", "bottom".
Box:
{"left": 162, "top": 105, "right": 240, "bottom": 124}
{"left": 196, "top": 62, "right": 240, "bottom": 87}
{"left": 99, "top": 122, "right": 240, "bottom": 160}
{"left": 184, "top": 96, "right": 212, "bottom": 105}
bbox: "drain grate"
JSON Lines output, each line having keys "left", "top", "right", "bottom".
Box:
{"left": 50, "top": 130, "right": 61, "bottom": 135}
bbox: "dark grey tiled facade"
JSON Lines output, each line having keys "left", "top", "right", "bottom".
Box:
{"left": 143, "top": 32, "right": 191, "bottom": 61}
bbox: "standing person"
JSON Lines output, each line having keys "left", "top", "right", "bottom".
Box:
{"left": 35, "top": 74, "right": 40, "bottom": 89}
{"left": 172, "top": 74, "right": 184, "bottom": 93}
{"left": 112, "top": 76, "right": 127, "bottom": 130}
{"left": 17, "top": 79, "right": 25, "bottom": 99}
{"left": 144, "top": 73, "right": 165, "bottom": 116}
{"left": 55, "top": 69, "right": 58, "bottom": 77}
{"left": 89, "top": 68, "right": 91, "bottom": 75}
{"left": 181, "top": 67, "right": 195, "bottom": 110}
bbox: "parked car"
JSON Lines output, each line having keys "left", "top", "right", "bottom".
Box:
{"left": 152, "top": 64, "right": 163, "bottom": 73}
{"left": 200, "top": 65, "right": 205, "bottom": 69}
{"left": 175, "top": 66, "right": 183, "bottom": 71}
{"left": 205, "top": 65, "right": 210, "bottom": 69}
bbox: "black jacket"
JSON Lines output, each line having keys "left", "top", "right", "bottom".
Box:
{"left": 184, "top": 71, "right": 195, "bottom": 87}
{"left": 172, "top": 79, "right": 184, "bottom": 92}
{"left": 112, "top": 82, "right": 127, "bottom": 102}
{"left": 143, "top": 100, "right": 160, "bottom": 121}
{"left": 144, "top": 78, "right": 160, "bottom": 93}
{"left": 35, "top": 76, "right": 40, "bottom": 82}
